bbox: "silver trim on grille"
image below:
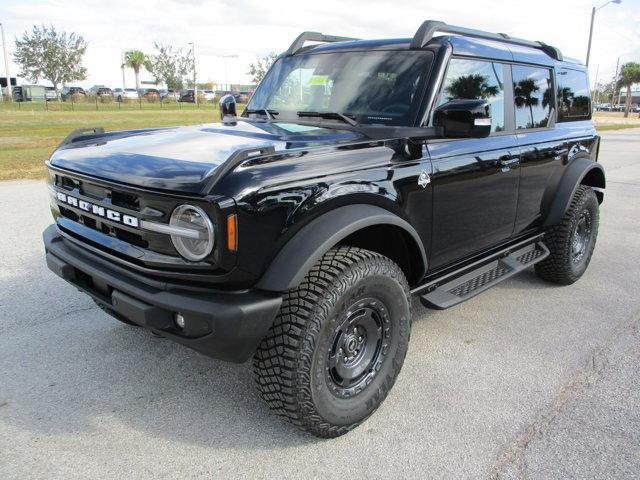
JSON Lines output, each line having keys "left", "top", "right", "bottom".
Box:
{"left": 139, "top": 220, "right": 205, "bottom": 239}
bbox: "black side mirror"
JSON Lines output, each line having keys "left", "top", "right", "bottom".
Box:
{"left": 219, "top": 94, "right": 237, "bottom": 121}
{"left": 433, "top": 99, "right": 491, "bottom": 138}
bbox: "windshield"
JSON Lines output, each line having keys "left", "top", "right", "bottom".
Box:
{"left": 247, "top": 50, "right": 433, "bottom": 126}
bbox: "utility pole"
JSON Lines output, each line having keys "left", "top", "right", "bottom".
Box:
{"left": 586, "top": 7, "right": 596, "bottom": 67}
{"left": 612, "top": 57, "right": 620, "bottom": 105}
{"left": 1, "top": 22, "right": 12, "bottom": 101}
{"left": 585, "top": 0, "right": 622, "bottom": 67}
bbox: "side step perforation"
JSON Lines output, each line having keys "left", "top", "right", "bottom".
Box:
{"left": 419, "top": 241, "right": 549, "bottom": 310}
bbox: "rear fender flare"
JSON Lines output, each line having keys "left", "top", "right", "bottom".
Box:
{"left": 543, "top": 155, "right": 605, "bottom": 227}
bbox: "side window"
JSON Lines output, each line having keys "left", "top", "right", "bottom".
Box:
{"left": 556, "top": 68, "right": 591, "bottom": 121}
{"left": 435, "top": 58, "right": 505, "bottom": 132}
{"left": 512, "top": 65, "right": 553, "bottom": 129}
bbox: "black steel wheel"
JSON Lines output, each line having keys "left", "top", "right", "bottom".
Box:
{"left": 571, "top": 210, "right": 592, "bottom": 264}
{"left": 254, "top": 246, "right": 411, "bottom": 438}
{"left": 326, "top": 298, "right": 390, "bottom": 398}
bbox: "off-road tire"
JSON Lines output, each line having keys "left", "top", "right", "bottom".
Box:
{"left": 94, "top": 300, "right": 140, "bottom": 327}
{"left": 253, "top": 246, "right": 411, "bottom": 438}
{"left": 535, "top": 185, "right": 599, "bottom": 285}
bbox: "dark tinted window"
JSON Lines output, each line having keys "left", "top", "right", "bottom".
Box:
{"left": 435, "top": 58, "right": 505, "bottom": 132}
{"left": 513, "top": 65, "right": 553, "bottom": 129}
{"left": 556, "top": 68, "right": 591, "bottom": 121}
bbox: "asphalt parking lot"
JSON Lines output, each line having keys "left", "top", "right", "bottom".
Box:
{"left": 1, "top": 129, "right": 639, "bottom": 479}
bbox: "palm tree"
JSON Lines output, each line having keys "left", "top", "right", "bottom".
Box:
{"left": 557, "top": 86, "right": 574, "bottom": 114}
{"left": 446, "top": 74, "right": 499, "bottom": 101}
{"left": 616, "top": 62, "right": 640, "bottom": 118}
{"left": 514, "top": 79, "right": 540, "bottom": 128}
{"left": 123, "top": 50, "right": 147, "bottom": 91}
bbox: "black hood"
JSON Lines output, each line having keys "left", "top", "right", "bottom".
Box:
{"left": 49, "top": 121, "right": 364, "bottom": 194}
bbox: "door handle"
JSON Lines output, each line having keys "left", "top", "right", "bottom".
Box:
{"left": 498, "top": 158, "right": 520, "bottom": 172}
{"left": 553, "top": 148, "right": 568, "bottom": 161}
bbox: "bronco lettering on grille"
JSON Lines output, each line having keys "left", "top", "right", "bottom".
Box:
{"left": 55, "top": 191, "right": 139, "bottom": 228}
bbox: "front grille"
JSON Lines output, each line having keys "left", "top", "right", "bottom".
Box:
{"left": 49, "top": 170, "right": 211, "bottom": 263}
{"left": 46, "top": 166, "right": 240, "bottom": 285}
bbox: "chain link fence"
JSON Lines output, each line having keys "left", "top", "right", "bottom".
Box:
{"left": 1, "top": 94, "right": 230, "bottom": 112}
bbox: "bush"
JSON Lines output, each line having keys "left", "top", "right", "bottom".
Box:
{"left": 69, "top": 93, "right": 86, "bottom": 103}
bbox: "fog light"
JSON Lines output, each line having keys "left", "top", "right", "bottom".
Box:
{"left": 174, "top": 313, "right": 186, "bottom": 329}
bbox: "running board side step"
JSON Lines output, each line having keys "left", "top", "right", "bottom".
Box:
{"left": 419, "top": 242, "right": 550, "bottom": 310}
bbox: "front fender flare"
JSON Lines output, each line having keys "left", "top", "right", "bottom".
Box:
{"left": 543, "top": 156, "right": 605, "bottom": 227}
{"left": 256, "top": 204, "right": 427, "bottom": 292}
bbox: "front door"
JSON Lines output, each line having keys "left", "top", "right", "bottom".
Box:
{"left": 427, "top": 57, "right": 520, "bottom": 269}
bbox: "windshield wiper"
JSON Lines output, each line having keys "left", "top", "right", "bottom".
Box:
{"left": 297, "top": 111, "right": 358, "bottom": 126}
{"left": 245, "top": 108, "right": 279, "bottom": 120}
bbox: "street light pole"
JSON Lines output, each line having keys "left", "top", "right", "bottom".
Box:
{"left": 1, "top": 22, "right": 12, "bottom": 101}
{"left": 585, "top": 0, "right": 622, "bottom": 67}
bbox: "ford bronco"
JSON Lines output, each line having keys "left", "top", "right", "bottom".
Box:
{"left": 43, "top": 21, "right": 605, "bottom": 437}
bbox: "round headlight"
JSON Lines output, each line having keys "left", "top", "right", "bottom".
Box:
{"left": 169, "top": 204, "right": 215, "bottom": 261}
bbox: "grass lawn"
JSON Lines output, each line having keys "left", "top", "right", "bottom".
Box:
{"left": 1, "top": 103, "right": 638, "bottom": 181}
{"left": 593, "top": 123, "right": 640, "bottom": 131}
{"left": 0, "top": 104, "right": 237, "bottom": 180}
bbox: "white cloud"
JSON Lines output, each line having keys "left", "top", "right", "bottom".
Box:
{"left": 1, "top": 0, "right": 638, "bottom": 88}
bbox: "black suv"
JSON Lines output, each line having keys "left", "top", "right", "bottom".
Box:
{"left": 60, "top": 86, "right": 86, "bottom": 101}
{"left": 43, "top": 21, "right": 605, "bottom": 438}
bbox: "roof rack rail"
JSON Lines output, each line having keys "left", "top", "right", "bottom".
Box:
{"left": 410, "top": 20, "right": 563, "bottom": 62}
{"left": 285, "top": 32, "right": 359, "bottom": 56}
{"left": 57, "top": 127, "right": 106, "bottom": 149}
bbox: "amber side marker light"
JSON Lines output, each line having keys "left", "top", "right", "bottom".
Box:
{"left": 227, "top": 214, "right": 238, "bottom": 251}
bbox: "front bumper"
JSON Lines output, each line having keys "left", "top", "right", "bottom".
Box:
{"left": 43, "top": 224, "right": 282, "bottom": 362}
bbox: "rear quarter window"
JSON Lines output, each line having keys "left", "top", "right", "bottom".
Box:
{"left": 556, "top": 68, "right": 591, "bottom": 121}
{"left": 512, "top": 65, "right": 553, "bottom": 130}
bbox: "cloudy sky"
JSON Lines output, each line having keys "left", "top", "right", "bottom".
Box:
{"left": 1, "top": 0, "right": 639, "bottom": 88}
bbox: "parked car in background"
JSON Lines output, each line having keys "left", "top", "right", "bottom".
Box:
{"left": 12, "top": 86, "right": 24, "bottom": 102}
{"left": 13, "top": 85, "right": 46, "bottom": 102}
{"left": 113, "top": 88, "right": 139, "bottom": 102}
{"left": 138, "top": 88, "right": 160, "bottom": 99}
{"left": 88, "top": 86, "right": 114, "bottom": 97}
{"left": 61, "top": 86, "right": 86, "bottom": 101}
{"left": 179, "top": 89, "right": 195, "bottom": 102}
{"left": 632, "top": 104, "right": 640, "bottom": 113}
{"left": 160, "top": 89, "right": 179, "bottom": 101}
{"left": 201, "top": 90, "right": 216, "bottom": 101}
{"left": 45, "top": 87, "right": 57, "bottom": 101}
{"left": 236, "top": 91, "right": 252, "bottom": 103}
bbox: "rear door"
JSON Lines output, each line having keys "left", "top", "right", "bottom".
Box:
{"left": 428, "top": 58, "right": 520, "bottom": 269}
{"left": 511, "top": 64, "right": 568, "bottom": 233}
